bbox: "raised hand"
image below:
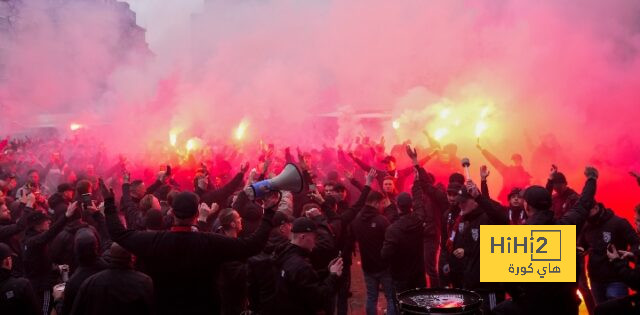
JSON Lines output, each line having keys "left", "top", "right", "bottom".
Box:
{"left": 480, "top": 165, "right": 490, "bottom": 181}
{"left": 65, "top": 201, "right": 79, "bottom": 218}
{"left": 405, "top": 145, "right": 418, "bottom": 164}
{"left": 365, "top": 169, "right": 377, "bottom": 187}
{"left": 329, "top": 257, "right": 344, "bottom": 277}
{"left": 548, "top": 164, "right": 558, "bottom": 180}
{"left": 240, "top": 162, "right": 250, "bottom": 174}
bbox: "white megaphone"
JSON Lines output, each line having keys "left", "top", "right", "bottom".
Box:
{"left": 250, "top": 163, "right": 304, "bottom": 199}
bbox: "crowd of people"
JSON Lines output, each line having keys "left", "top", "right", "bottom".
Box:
{"left": 0, "top": 133, "right": 639, "bottom": 315}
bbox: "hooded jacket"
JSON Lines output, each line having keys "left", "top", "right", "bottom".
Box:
{"left": 381, "top": 169, "right": 429, "bottom": 291}
{"left": 351, "top": 204, "right": 391, "bottom": 274}
{"left": 69, "top": 257, "right": 154, "bottom": 315}
{"left": 502, "top": 177, "right": 596, "bottom": 315}
{"left": 50, "top": 219, "right": 103, "bottom": 273}
{"left": 22, "top": 214, "right": 69, "bottom": 293}
{"left": 0, "top": 268, "right": 39, "bottom": 315}
{"left": 579, "top": 207, "right": 640, "bottom": 283}
{"left": 271, "top": 243, "right": 339, "bottom": 315}
{"left": 59, "top": 228, "right": 108, "bottom": 315}
{"left": 451, "top": 195, "right": 509, "bottom": 291}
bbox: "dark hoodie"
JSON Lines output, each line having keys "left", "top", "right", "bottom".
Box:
{"left": 60, "top": 228, "right": 107, "bottom": 315}
{"left": 272, "top": 243, "right": 339, "bottom": 315}
{"left": 501, "top": 177, "right": 596, "bottom": 315}
{"left": 579, "top": 207, "right": 640, "bottom": 284}
{"left": 351, "top": 204, "right": 391, "bottom": 274}
{"left": 69, "top": 249, "right": 154, "bottom": 315}
{"left": 23, "top": 214, "right": 69, "bottom": 293}
{"left": 546, "top": 182, "right": 579, "bottom": 220}
{"left": 381, "top": 173, "right": 428, "bottom": 292}
{"left": 50, "top": 218, "right": 103, "bottom": 273}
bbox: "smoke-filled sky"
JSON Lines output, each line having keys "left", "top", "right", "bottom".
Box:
{"left": 2, "top": 0, "right": 640, "bottom": 217}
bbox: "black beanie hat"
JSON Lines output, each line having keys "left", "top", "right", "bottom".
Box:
{"left": 172, "top": 192, "right": 199, "bottom": 219}
{"left": 57, "top": 183, "right": 74, "bottom": 193}
{"left": 396, "top": 192, "right": 412, "bottom": 213}
{"left": 551, "top": 172, "right": 567, "bottom": 185}
{"left": 523, "top": 186, "right": 552, "bottom": 210}
{"left": 292, "top": 217, "right": 317, "bottom": 233}
{"left": 449, "top": 173, "right": 465, "bottom": 185}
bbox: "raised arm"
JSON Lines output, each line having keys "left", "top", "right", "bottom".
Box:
{"left": 557, "top": 167, "right": 598, "bottom": 230}
{"left": 479, "top": 148, "right": 507, "bottom": 174}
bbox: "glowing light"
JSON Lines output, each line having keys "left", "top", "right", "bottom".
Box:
{"left": 185, "top": 138, "right": 201, "bottom": 152}
{"left": 169, "top": 133, "right": 177, "bottom": 147}
{"left": 392, "top": 120, "right": 400, "bottom": 130}
{"left": 480, "top": 106, "right": 491, "bottom": 119}
{"left": 234, "top": 120, "right": 249, "bottom": 141}
{"left": 439, "top": 108, "right": 451, "bottom": 119}
{"left": 434, "top": 128, "right": 449, "bottom": 141}
{"left": 475, "top": 121, "right": 488, "bottom": 137}
{"left": 454, "top": 119, "right": 461, "bottom": 126}
{"left": 69, "top": 123, "right": 83, "bottom": 131}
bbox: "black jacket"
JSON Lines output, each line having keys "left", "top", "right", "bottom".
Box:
{"left": 120, "top": 183, "right": 143, "bottom": 230}
{"left": 104, "top": 195, "right": 274, "bottom": 315}
{"left": 504, "top": 177, "right": 596, "bottom": 315}
{"left": 381, "top": 169, "right": 429, "bottom": 291}
{"left": 70, "top": 263, "right": 154, "bottom": 315}
{"left": 201, "top": 171, "right": 245, "bottom": 207}
{"left": 273, "top": 243, "right": 339, "bottom": 315}
{"left": 579, "top": 208, "right": 640, "bottom": 283}
{"left": 351, "top": 205, "right": 391, "bottom": 273}
{"left": 22, "top": 214, "right": 68, "bottom": 293}
{"left": 60, "top": 228, "right": 108, "bottom": 315}
{"left": 47, "top": 192, "right": 69, "bottom": 222}
{"left": 609, "top": 257, "right": 640, "bottom": 291}
{"left": 232, "top": 190, "right": 264, "bottom": 237}
{"left": 452, "top": 195, "right": 508, "bottom": 291}
{"left": 50, "top": 219, "right": 103, "bottom": 273}
{"left": 0, "top": 205, "right": 31, "bottom": 276}
{"left": 0, "top": 268, "right": 39, "bottom": 315}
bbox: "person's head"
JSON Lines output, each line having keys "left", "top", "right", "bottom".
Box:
{"left": 589, "top": 202, "right": 604, "bottom": 218}
{"left": 272, "top": 211, "right": 293, "bottom": 239}
{"left": 144, "top": 209, "right": 164, "bottom": 231}
{"left": 325, "top": 182, "right": 347, "bottom": 202}
{"left": 76, "top": 179, "right": 92, "bottom": 196}
{"left": 108, "top": 243, "right": 133, "bottom": 268}
{"left": 74, "top": 228, "right": 99, "bottom": 266}
{"left": 456, "top": 189, "right": 478, "bottom": 216}
{"left": 0, "top": 243, "right": 16, "bottom": 271}
{"left": 0, "top": 173, "right": 17, "bottom": 191}
{"left": 508, "top": 188, "right": 523, "bottom": 208}
{"left": 365, "top": 191, "right": 385, "bottom": 211}
{"left": 511, "top": 154, "right": 523, "bottom": 167}
{"left": 396, "top": 192, "right": 413, "bottom": 214}
{"left": 27, "top": 169, "right": 39, "bottom": 185}
{"left": 551, "top": 172, "right": 568, "bottom": 194}
{"left": 130, "top": 180, "right": 146, "bottom": 199}
{"left": 447, "top": 182, "right": 463, "bottom": 206}
{"left": 381, "top": 156, "right": 397, "bottom": 172}
{"left": 57, "top": 183, "right": 75, "bottom": 201}
{"left": 522, "top": 186, "right": 552, "bottom": 218}
{"left": 291, "top": 217, "right": 317, "bottom": 251}
{"left": 219, "top": 208, "right": 243, "bottom": 235}
{"left": 27, "top": 212, "right": 52, "bottom": 233}
{"left": 0, "top": 200, "right": 10, "bottom": 221}
{"left": 172, "top": 191, "right": 199, "bottom": 225}
{"left": 382, "top": 176, "right": 396, "bottom": 194}
{"left": 140, "top": 194, "right": 161, "bottom": 213}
